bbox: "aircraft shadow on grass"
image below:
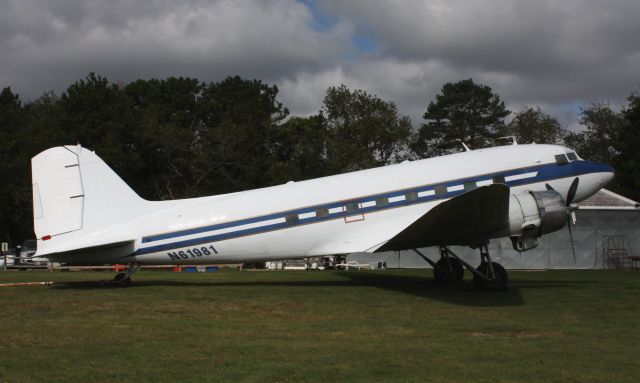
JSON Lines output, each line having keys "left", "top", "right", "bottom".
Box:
{"left": 44, "top": 271, "right": 606, "bottom": 307}
{"left": 334, "top": 271, "right": 527, "bottom": 307}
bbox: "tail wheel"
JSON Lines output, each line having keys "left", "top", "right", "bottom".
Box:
{"left": 473, "top": 262, "right": 508, "bottom": 291}
{"left": 434, "top": 257, "right": 464, "bottom": 283}
{"left": 114, "top": 272, "right": 132, "bottom": 287}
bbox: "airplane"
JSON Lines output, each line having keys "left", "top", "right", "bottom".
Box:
{"left": 30, "top": 143, "right": 614, "bottom": 289}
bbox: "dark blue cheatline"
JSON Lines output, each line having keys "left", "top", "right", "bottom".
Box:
{"left": 131, "top": 160, "right": 612, "bottom": 256}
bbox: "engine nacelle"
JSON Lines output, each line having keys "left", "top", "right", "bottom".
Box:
{"left": 508, "top": 190, "right": 566, "bottom": 252}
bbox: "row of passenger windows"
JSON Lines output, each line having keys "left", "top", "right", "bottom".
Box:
{"left": 286, "top": 152, "right": 581, "bottom": 225}
{"left": 283, "top": 176, "right": 508, "bottom": 224}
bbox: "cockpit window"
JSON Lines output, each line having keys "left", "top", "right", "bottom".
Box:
{"left": 566, "top": 152, "right": 578, "bottom": 161}
{"left": 555, "top": 154, "right": 569, "bottom": 165}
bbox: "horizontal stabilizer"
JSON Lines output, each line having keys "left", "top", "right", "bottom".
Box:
{"left": 376, "top": 184, "right": 510, "bottom": 251}
{"left": 44, "top": 240, "right": 135, "bottom": 265}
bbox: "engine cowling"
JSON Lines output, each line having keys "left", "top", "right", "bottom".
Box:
{"left": 508, "top": 190, "right": 566, "bottom": 252}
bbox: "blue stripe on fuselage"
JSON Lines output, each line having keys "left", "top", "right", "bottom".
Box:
{"left": 132, "top": 160, "right": 612, "bottom": 256}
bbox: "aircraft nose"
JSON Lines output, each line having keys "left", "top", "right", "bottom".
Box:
{"left": 600, "top": 165, "right": 615, "bottom": 187}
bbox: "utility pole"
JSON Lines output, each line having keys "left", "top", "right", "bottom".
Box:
{"left": 1, "top": 242, "right": 8, "bottom": 272}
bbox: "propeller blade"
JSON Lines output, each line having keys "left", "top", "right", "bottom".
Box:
{"left": 567, "top": 213, "right": 576, "bottom": 263}
{"left": 547, "top": 179, "right": 578, "bottom": 262}
{"left": 566, "top": 177, "right": 579, "bottom": 206}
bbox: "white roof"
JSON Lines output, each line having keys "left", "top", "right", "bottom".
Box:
{"left": 577, "top": 188, "right": 640, "bottom": 210}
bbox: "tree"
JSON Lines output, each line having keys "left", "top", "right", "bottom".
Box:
{"left": 563, "top": 102, "right": 623, "bottom": 164}
{"left": 58, "top": 73, "right": 143, "bottom": 190}
{"left": 614, "top": 93, "right": 640, "bottom": 201}
{"left": 412, "top": 79, "right": 510, "bottom": 157}
{"left": 497, "top": 107, "right": 566, "bottom": 144}
{"left": 0, "top": 87, "right": 29, "bottom": 244}
{"left": 267, "top": 114, "right": 329, "bottom": 184}
{"left": 322, "top": 85, "right": 411, "bottom": 173}
{"left": 197, "top": 76, "right": 289, "bottom": 194}
{"left": 24, "top": 91, "right": 64, "bottom": 152}
{"left": 125, "top": 77, "right": 204, "bottom": 199}
{"left": 125, "top": 75, "right": 290, "bottom": 198}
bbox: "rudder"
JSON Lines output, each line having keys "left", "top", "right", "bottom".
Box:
{"left": 32, "top": 146, "right": 84, "bottom": 238}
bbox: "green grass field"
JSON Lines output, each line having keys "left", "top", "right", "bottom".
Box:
{"left": 0, "top": 269, "right": 638, "bottom": 382}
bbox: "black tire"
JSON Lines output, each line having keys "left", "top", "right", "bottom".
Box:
{"left": 473, "top": 262, "right": 508, "bottom": 291}
{"left": 113, "top": 272, "right": 132, "bottom": 287}
{"left": 433, "top": 257, "right": 464, "bottom": 283}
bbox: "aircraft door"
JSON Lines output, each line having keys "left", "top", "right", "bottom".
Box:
{"left": 343, "top": 200, "right": 365, "bottom": 223}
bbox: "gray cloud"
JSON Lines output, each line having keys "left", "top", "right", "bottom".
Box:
{"left": 1, "top": 0, "right": 638, "bottom": 132}
{"left": 320, "top": 0, "right": 640, "bottom": 128}
{"left": 0, "top": 0, "right": 352, "bottom": 98}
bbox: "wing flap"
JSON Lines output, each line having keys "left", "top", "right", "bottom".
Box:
{"left": 376, "top": 184, "right": 510, "bottom": 252}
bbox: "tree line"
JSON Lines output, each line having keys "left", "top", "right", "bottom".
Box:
{"left": 1, "top": 74, "right": 638, "bottom": 244}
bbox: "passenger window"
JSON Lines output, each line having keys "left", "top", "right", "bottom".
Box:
{"left": 493, "top": 175, "right": 506, "bottom": 184}
{"left": 345, "top": 202, "right": 360, "bottom": 212}
{"left": 315, "top": 208, "right": 329, "bottom": 218}
{"left": 555, "top": 154, "right": 569, "bottom": 165}
{"left": 375, "top": 197, "right": 389, "bottom": 206}
{"left": 566, "top": 152, "right": 577, "bottom": 161}
{"left": 434, "top": 186, "right": 447, "bottom": 196}
{"left": 464, "top": 181, "right": 476, "bottom": 191}
{"left": 285, "top": 214, "right": 299, "bottom": 224}
{"left": 405, "top": 191, "right": 418, "bottom": 202}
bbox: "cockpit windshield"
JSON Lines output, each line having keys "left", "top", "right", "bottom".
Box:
{"left": 555, "top": 154, "right": 569, "bottom": 165}
{"left": 556, "top": 150, "right": 580, "bottom": 165}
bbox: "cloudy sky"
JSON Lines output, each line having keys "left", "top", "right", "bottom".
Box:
{"left": 2, "top": 0, "right": 639, "bottom": 130}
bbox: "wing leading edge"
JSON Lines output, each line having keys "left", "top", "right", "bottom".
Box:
{"left": 376, "top": 184, "right": 510, "bottom": 252}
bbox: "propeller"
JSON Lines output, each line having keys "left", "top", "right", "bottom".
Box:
{"left": 546, "top": 177, "right": 580, "bottom": 262}
{"left": 566, "top": 177, "right": 579, "bottom": 206}
{"left": 545, "top": 177, "right": 579, "bottom": 206}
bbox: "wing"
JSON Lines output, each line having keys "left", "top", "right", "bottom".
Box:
{"left": 376, "top": 184, "right": 510, "bottom": 252}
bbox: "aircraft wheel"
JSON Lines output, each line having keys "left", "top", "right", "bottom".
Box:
{"left": 434, "top": 257, "right": 464, "bottom": 283}
{"left": 473, "top": 262, "right": 508, "bottom": 291}
{"left": 114, "top": 273, "right": 132, "bottom": 287}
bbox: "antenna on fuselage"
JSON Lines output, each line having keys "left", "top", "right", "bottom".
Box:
{"left": 497, "top": 136, "right": 518, "bottom": 145}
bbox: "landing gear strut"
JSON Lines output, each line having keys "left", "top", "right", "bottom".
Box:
{"left": 413, "top": 247, "right": 464, "bottom": 283}
{"left": 413, "top": 244, "right": 508, "bottom": 291}
{"left": 472, "top": 245, "right": 508, "bottom": 291}
{"left": 112, "top": 263, "right": 140, "bottom": 287}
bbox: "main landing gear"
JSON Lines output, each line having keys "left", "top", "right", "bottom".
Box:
{"left": 112, "top": 263, "right": 140, "bottom": 287}
{"left": 413, "top": 244, "right": 508, "bottom": 291}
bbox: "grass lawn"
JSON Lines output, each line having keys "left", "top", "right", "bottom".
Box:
{"left": 0, "top": 269, "right": 638, "bottom": 382}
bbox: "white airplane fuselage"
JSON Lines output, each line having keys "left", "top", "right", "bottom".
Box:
{"left": 32, "top": 144, "right": 614, "bottom": 265}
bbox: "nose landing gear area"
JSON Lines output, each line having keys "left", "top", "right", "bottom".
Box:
{"left": 413, "top": 245, "right": 509, "bottom": 291}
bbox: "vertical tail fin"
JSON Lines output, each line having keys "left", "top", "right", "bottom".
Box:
{"left": 32, "top": 145, "right": 148, "bottom": 241}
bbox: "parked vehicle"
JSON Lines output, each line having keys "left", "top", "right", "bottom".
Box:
{"left": 18, "top": 240, "right": 47, "bottom": 265}
{"left": 1, "top": 250, "right": 16, "bottom": 267}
